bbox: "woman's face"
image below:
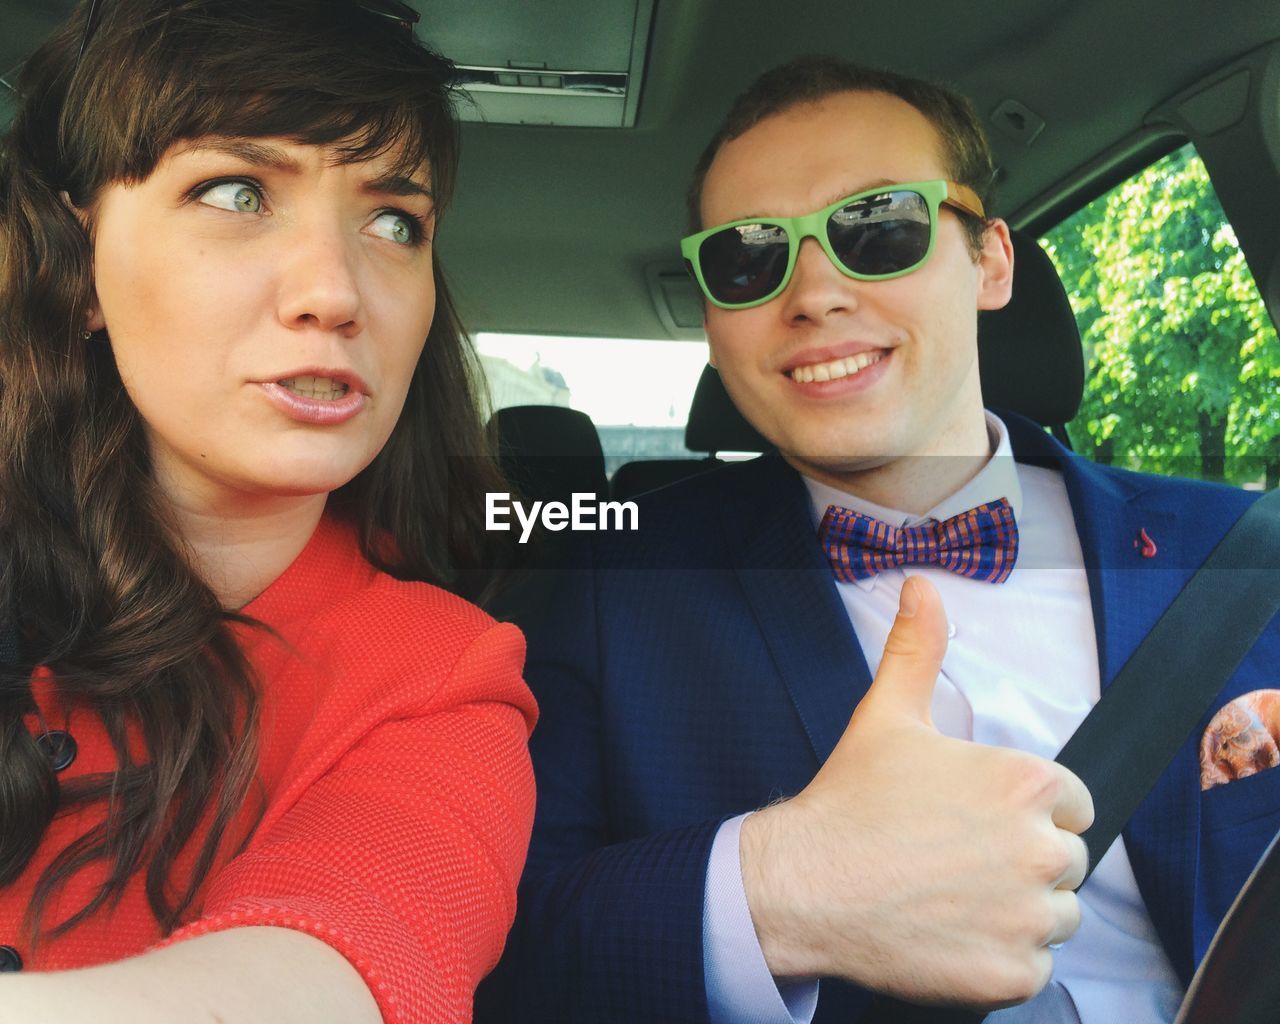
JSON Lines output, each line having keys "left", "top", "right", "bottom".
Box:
{"left": 87, "top": 135, "right": 437, "bottom": 512}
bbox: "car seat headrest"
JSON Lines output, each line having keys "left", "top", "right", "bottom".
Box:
{"left": 491, "top": 405, "right": 608, "bottom": 503}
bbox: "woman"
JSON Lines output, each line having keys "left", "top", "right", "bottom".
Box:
{"left": 0, "top": 1, "right": 536, "bottom": 1021}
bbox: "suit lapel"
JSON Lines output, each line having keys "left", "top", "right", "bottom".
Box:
{"left": 720, "top": 456, "right": 873, "bottom": 766}
{"left": 1064, "top": 458, "right": 1198, "bottom": 981}
{"left": 1008, "top": 417, "right": 1199, "bottom": 982}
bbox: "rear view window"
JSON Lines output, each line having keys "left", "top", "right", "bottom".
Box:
{"left": 476, "top": 333, "right": 709, "bottom": 476}
{"left": 1039, "top": 143, "right": 1279, "bottom": 488}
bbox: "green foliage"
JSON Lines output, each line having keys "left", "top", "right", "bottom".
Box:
{"left": 1040, "top": 145, "right": 1279, "bottom": 484}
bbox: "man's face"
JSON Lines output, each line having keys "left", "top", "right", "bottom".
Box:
{"left": 700, "top": 90, "right": 1013, "bottom": 483}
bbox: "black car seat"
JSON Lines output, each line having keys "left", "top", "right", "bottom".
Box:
{"left": 485, "top": 404, "right": 609, "bottom": 620}
{"left": 491, "top": 404, "right": 609, "bottom": 508}
{"left": 977, "top": 227, "right": 1085, "bottom": 435}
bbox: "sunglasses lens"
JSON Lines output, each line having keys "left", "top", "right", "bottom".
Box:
{"left": 698, "top": 222, "right": 790, "bottom": 306}
{"left": 827, "top": 189, "right": 932, "bottom": 277}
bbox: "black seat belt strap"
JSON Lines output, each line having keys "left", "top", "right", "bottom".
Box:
{"left": 1056, "top": 486, "right": 1280, "bottom": 878}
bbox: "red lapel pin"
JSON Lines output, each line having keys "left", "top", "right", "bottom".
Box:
{"left": 1134, "top": 528, "right": 1158, "bottom": 559}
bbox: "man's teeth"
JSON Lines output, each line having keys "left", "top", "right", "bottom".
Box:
{"left": 278, "top": 375, "right": 350, "bottom": 400}
{"left": 789, "top": 351, "right": 885, "bottom": 383}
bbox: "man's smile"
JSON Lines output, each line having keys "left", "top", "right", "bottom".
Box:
{"left": 787, "top": 350, "right": 887, "bottom": 382}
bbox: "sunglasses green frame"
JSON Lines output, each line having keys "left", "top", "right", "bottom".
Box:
{"left": 680, "top": 178, "right": 986, "bottom": 310}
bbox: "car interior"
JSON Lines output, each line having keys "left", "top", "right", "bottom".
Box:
{"left": 5, "top": 0, "right": 1277, "bottom": 493}
{"left": 2, "top": 0, "right": 1278, "bottom": 1018}
{"left": 399, "top": 0, "right": 1277, "bottom": 521}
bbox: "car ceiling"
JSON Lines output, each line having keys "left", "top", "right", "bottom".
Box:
{"left": 4, "top": 0, "right": 1279, "bottom": 341}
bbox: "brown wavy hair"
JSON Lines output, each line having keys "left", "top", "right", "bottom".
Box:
{"left": 0, "top": 0, "right": 508, "bottom": 941}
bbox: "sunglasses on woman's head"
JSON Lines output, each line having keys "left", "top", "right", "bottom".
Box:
{"left": 680, "top": 179, "right": 986, "bottom": 310}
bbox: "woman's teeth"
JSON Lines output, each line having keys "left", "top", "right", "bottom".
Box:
{"left": 279, "top": 376, "right": 349, "bottom": 400}
{"left": 789, "top": 350, "right": 885, "bottom": 383}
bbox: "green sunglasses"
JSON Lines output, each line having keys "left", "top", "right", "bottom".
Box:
{"left": 680, "top": 179, "right": 985, "bottom": 310}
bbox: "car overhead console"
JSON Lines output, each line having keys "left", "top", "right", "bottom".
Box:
{"left": 418, "top": 0, "right": 655, "bottom": 128}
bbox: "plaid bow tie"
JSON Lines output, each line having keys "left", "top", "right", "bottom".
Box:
{"left": 818, "top": 498, "right": 1019, "bottom": 584}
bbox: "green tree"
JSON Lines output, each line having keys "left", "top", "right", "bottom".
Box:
{"left": 1040, "top": 145, "right": 1279, "bottom": 485}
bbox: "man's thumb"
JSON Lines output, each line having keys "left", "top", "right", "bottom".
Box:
{"left": 866, "top": 576, "right": 950, "bottom": 723}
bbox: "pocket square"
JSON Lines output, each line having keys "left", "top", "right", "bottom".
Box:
{"left": 1200, "top": 690, "right": 1280, "bottom": 791}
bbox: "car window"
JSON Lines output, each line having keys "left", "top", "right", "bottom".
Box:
{"left": 476, "top": 332, "right": 710, "bottom": 476}
{"left": 1039, "top": 143, "right": 1279, "bottom": 488}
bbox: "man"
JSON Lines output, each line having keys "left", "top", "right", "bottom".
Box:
{"left": 477, "top": 57, "right": 1279, "bottom": 1024}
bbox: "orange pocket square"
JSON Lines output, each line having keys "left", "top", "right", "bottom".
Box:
{"left": 1200, "top": 690, "right": 1280, "bottom": 791}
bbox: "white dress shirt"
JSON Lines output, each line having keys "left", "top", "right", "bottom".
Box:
{"left": 703, "top": 413, "right": 1185, "bottom": 1024}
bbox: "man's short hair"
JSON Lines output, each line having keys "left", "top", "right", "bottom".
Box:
{"left": 687, "top": 55, "right": 996, "bottom": 257}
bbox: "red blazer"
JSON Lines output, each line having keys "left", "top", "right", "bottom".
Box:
{"left": 4, "top": 515, "right": 537, "bottom": 1023}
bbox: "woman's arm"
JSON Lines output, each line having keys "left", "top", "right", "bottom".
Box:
{"left": 1, "top": 607, "right": 533, "bottom": 1024}
{"left": 0, "top": 927, "right": 380, "bottom": 1024}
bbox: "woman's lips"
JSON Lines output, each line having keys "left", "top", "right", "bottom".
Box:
{"left": 258, "top": 378, "right": 366, "bottom": 424}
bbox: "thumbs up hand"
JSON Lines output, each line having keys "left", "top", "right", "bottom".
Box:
{"left": 856, "top": 571, "right": 951, "bottom": 724}
{"left": 739, "top": 577, "right": 1093, "bottom": 1008}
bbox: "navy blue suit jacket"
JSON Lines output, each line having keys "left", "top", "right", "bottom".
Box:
{"left": 478, "top": 415, "right": 1280, "bottom": 1023}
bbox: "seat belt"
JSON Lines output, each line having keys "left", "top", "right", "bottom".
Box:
{"left": 862, "top": 486, "right": 1280, "bottom": 1023}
